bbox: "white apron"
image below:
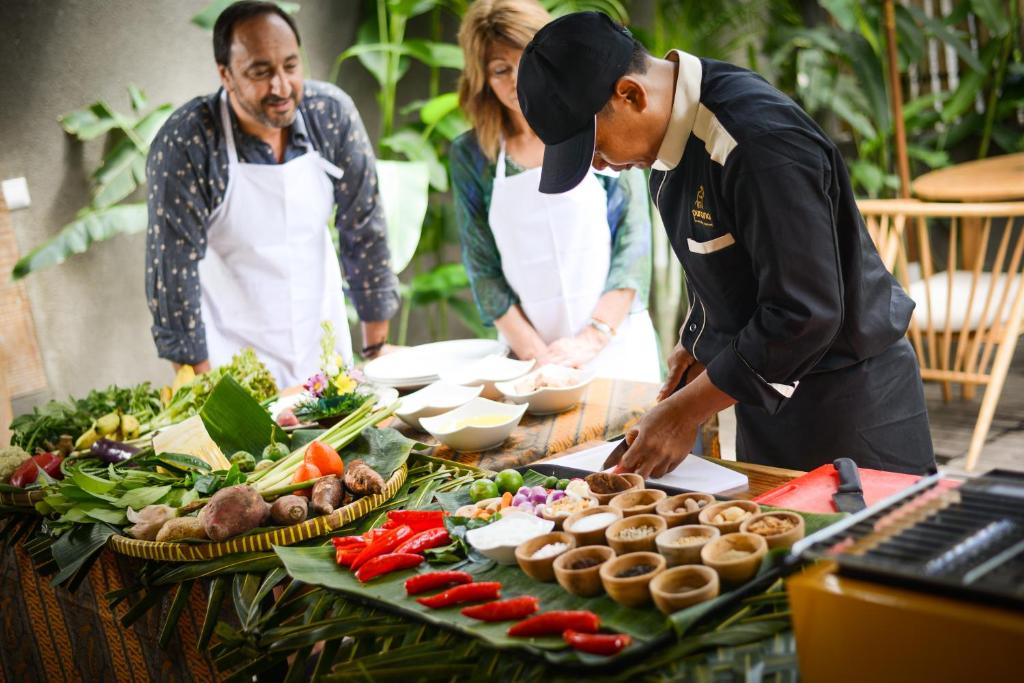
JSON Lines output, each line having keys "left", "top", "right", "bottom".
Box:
{"left": 199, "top": 92, "right": 353, "bottom": 387}
{"left": 488, "top": 143, "right": 660, "bottom": 383}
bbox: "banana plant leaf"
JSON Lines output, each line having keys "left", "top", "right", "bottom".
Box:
{"left": 376, "top": 159, "right": 429, "bottom": 274}
{"left": 199, "top": 375, "right": 289, "bottom": 457}
{"left": 11, "top": 203, "right": 147, "bottom": 279}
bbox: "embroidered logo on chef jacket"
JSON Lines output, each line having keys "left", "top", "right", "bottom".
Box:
{"left": 691, "top": 185, "right": 714, "bottom": 227}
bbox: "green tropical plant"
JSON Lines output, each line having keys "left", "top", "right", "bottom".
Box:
{"left": 768, "top": 0, "right": 1023, "bottom": 197}
{"left": 11, "top": 87, "right": 173, "bottom": 279}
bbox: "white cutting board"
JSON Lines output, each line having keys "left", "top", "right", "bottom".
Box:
{"left": 548, "top": 440, "right": 749, "bottom": 495}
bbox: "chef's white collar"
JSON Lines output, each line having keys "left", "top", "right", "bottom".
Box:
{"left": 652, "top": 50, "right": 703, "bottom": 172}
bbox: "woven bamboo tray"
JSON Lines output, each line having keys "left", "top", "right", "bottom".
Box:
{"left": 107, "top": 464, "right": 408, "bottom": 562}
{"left": 0, "top": 489, "right": 45, "bottom": 508}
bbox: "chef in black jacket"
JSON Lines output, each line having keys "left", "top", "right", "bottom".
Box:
{"left": 516, "top": 12, "right": 936, "bottom": 477}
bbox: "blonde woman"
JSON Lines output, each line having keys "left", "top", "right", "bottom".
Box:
{"left": 450, "top": 0, "right": 660, "bottom": 382}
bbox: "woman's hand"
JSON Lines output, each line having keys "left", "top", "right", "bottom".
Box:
{"left": 544, "top": 326, "right": 609, "bottom": 368}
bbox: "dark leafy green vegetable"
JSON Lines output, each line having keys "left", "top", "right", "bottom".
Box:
{"left": 188, "top": 464, "right": 248, "bottom": 497}
{"left": 10, "top": 382, "right": 161, "bottom": 452}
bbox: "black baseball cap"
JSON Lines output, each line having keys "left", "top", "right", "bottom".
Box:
{"left": 517, "top": 12, "right": 635, "bottom": 194}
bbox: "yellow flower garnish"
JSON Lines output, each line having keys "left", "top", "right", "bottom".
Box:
{"left": 333, "top": 374, "right": 357, "bottom": 395}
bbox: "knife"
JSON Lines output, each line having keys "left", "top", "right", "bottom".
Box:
{"left": 601, "top": 368, "right": 695, "bottom": 470}
{"left": 832, "top": 457, "right": 867, "bottom": 513}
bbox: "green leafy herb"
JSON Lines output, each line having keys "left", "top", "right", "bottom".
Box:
{"left": 188, "top": 464, "right": 247, "bottom": 497}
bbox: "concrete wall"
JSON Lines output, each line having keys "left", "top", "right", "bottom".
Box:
{"left": 0, "top": 0, "right": 389, "bottom": 410}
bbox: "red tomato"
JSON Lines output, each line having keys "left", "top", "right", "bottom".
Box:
{"left": 304, "top": 441, "right": 344, "bottom": 477}
{"left": 291, "top": 462, "right": 322, "bottom": 497}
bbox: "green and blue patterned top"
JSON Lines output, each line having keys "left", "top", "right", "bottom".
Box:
{"left": 449, "top": 131, "right": 653, "bottom": 326}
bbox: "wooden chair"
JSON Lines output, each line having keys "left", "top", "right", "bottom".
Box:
{"left": 859, "top": 199, "right": 1024, "bottom": 471}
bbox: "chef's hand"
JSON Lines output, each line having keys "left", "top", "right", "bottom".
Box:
{"left": 658, "top": 342, "right": 704, "bottom": 401}
{"left": 620, "top": 371, "right": 736, "bottom": 479}
{"left": 544, "top": 327, "right": 608, "bottom": 368}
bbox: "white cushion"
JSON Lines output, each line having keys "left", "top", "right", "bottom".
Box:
{"left": 909, "top": 271, "right": 1023, "bottom": 330}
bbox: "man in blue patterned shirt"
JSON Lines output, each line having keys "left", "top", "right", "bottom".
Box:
{"left": 144, "top": 1, "right": 398, "bottom": 385}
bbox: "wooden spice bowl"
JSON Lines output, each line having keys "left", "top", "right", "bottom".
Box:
{"left": 620, "top": 473, "right": 645, "bottom": 489}
{"left": 553, "top": 545, "right": 616, "bottom": 597}
{"left": 698, "top": 500, "right": 761, "bottom": 534}
{"left": 656, "top": 492, "right": 716, "bottom": 527}
{"left": 650, "top": 565, "right": 720, "bottom": 615}
{"left": 564, "top": 506, "right": 622, "bottom": 546}
{"left": 740, "top": 511, "right": 805, "bottom": 550}
{"left": 700, "top": 532, "right": 768, "bottom": 586}
{"left": 655, "top": 524, "right": 720, "bottom": 566}
{"left": 606, "top": 514, "right": 667, "bottom": 554}
{"left": 515, "top": 531, "right": 577, "bottom": 582}
{"left": 609, "top": 488, "right": 667, "bottom": 517}
{"left": 599, "top": 551, "right": 666, "bottom": 608}
{"left": 585, "top": 472, "right": 641, "bottom": 505}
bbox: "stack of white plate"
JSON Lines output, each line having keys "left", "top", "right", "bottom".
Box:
{"left": 363, "top": 339, "right": 509, "bottom": 391}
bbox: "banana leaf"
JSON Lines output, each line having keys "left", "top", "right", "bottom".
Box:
{"left": 337, "top": 426, "right": 418, "bottom": 477}
{"left": 199, "top": 375, "right": 288, "bottom": 457}
{"left": 275, "top": 502, "right": 845, "bottom": 667}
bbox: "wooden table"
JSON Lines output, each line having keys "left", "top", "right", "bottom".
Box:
{"left": 390, "top": 377, "right": 661, "bottom": 470}
{"left": 912, "top": 152, "right": 1024, "bottom": 266}
{"left": 913, "top": 152, "right": 1024, "bottom": 202}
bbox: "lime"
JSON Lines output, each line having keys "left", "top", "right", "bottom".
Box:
{"left": 494, "top": 469, "right": 525, "bottom": 495}
{"left": 262, "top": 442, "right": 290, "bottom": 462}
{"left": 543, "top": 476, "right": 559, "bottom": 489}
{"left": 555, "top": 478, "right": 570, "bottom": 490}
{"left": 469, "top": 479, "right": 499, "bottom": 503}
{"left": 229, "top": 451, "right": 256, "bottom": 473}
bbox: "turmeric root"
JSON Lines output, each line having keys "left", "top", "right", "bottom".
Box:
{"left": 343, "top": 459, "right": 385, "bottom": 497}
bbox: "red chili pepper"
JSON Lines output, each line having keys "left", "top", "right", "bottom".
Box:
{"left": 355, "top": 553, "right": 424, "bottom": 582}
{"left": 331, "top": 535, "right": 365, "bottom": 548}
{"left": 394, "top": 527, "right": 450, "bottom": 555}
{"left": 386, "top": 510, "right": 446, "bottom": 531}
{"left": 461, "top": 596, "right": 539, "bottom": 622}
{"left": 350, "top": 525, "right": 414, "bottom": 570}
{"left": 404, "top": 571, "right": 474, "bottom": 596}
{"left": 9, "top": 453, "right": 60, "bottom": 489}
{"left": 335, "top": 545, "right": 365, "bottom": 567}
{"left": 416, "top": 582, "right": 501, "bottom": 608}
{"left": 507, "top": 611, "right": 601, "bottom": 638}
{"left": 562, "top": 630, "right": 632, "bottom": 656}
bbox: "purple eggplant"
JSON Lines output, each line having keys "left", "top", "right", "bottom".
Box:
{"left": 90, "top": 438, "right": 140, "bottom": 463}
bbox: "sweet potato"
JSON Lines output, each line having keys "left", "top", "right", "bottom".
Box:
{"left": 311, "top": 475, "right": 344, "bottom": 515}
{"left": 344, "top": 459, "right": 385, "bottom": 497}
{"left": 155, "top": 516, "right": 207, "bottom": 542}
{"left": 202, "top": 485, "right": 270, "bottom": 542}
{"left": 126, "top": 504, "right": 177, "bottom": 541}
{"left": 270, "top": 495, "right": 308, "bottom": 525}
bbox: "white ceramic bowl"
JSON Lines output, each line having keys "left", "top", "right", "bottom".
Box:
{"left": 439, "top": 355, "right": 535, "bottom": 400}
{"left": 466, "top": 511, "right": 554, "bottom": 564}
{"left": 364, "top": 339, "right": 509, "bottom": 390}
{"left": 495, "top": 366, "right": 595, "bottom": 415}
{"left": 419, "top": 397, "right": 527, "bottom": 452}
{"left": 394, "top": 381, "right": 484, "bottom": 431}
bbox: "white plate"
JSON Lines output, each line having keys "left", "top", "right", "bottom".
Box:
{"left": 495, "top": 366, "right": 595, "bottom": 415}
{"left": 439, "top": 356, "right": 535, "bottom": 400}
{"left": 466, "top": 511, "right": 554, "bottom": 565}
{"left": 364, "top": 339, "right": 508, "bottom": 389}
{"left": 394, "top": 381, "right": 484, "bottom": 431}
{"left": 420, "top": 397, "right": 527, "bottom": 453}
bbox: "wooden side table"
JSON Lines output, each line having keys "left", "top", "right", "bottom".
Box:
{"left": 913, "top": 153, "right": 1024, "bottom": 267}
